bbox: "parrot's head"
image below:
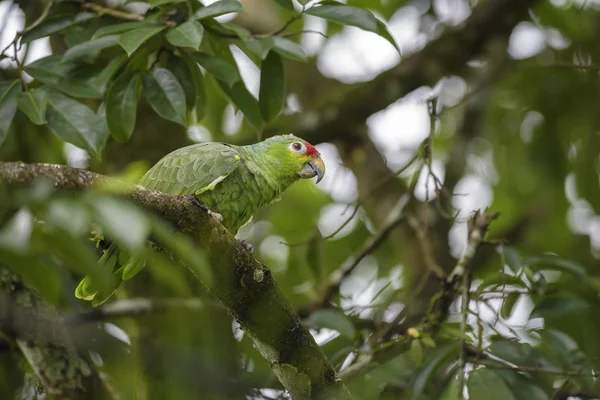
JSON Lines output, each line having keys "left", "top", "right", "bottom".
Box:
{"left": 264, "top": 134, "right": 326, "bottom": 183}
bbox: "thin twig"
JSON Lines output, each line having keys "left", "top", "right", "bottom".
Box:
{"left": 478, "top": 298, "right": 522, "bottom": 339}
{"left": 475, "top": 359, "right": 600, "bottom": 378}
{"left": 282, "top": 29, "right": 328, "bottom": 39}
{"left": 0, "top": 0, "right": 53, "bottom": 76}
{"left": 259, "top": 13, "right": 303, "bottom": 37}
{"left": 81, "top": 2, "right": 145, "bottom": 22}
{"left": 12, "top": 40, "right": 27, "bottom": 90}
{"left": 369, "top": 307, "right": 407, "bottom": 344}
{"left": 448, "top": 210, "right": 499, "bottom": 399}
{"left": 314, "top": 197, "right": 409, "bottom": 309}
{"left": 322, "top": 153, "right": 420, "bottom": 241}
{"left": 282, "top": 152, "right": 420, "bottom": 248}
{"left": 447, "top": 210, "right": 500, "bottom": 284}
{"left": 407, "top": 215, "right": 446, "bottom": 280}
{"left": 552, "top": 362, "right": 597, "bottom": 399}
{"left": 457, "top": 263, "right": 470, "bottom": 399}
{"left": 23, "top": 0, "right": 54, "bottom": 34}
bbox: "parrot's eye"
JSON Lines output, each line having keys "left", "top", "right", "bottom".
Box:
{"left": 290, "top": 142, "right": 305, "bottom": 153}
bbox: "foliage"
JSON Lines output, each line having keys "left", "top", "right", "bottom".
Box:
{"left": 1, "top": 0, "right": 600, "bottom": 399}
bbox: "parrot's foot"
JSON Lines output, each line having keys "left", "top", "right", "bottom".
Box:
{"left": 208, "top": 210, "right": 224, "bottom": 223}
{"left": 240, "top": 239, "right": 254, "bottom": 254}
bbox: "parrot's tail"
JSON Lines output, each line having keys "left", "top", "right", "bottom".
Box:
{"left": 75, "top": 243, "right": 146, "bottom": 306}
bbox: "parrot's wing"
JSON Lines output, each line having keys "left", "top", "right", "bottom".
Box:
{"left": 139, "top": 143, "right": 240, "bottom": 195}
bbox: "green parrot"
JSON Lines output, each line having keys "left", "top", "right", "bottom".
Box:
{"left": 75, "top": 134, "right": 325, "bottom": 305}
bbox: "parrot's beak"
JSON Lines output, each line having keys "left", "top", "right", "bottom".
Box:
{"left": 300, "top": 157, "right": 326, "bottom": 183}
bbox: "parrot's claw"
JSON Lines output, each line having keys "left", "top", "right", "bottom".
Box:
{"left": 240, "top": 239, "right": 254, "bottom": 254}
{"left": 208, "top": 210, "right": 224, "bottom": 223}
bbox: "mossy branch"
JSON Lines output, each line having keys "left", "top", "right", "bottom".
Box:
{"left": 0, "top": 161, "right": 351, "bottom": 400}
{"left": 0, "top": 268, "right": 109, "bottom": 399}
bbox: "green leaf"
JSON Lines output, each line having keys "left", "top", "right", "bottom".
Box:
{"left": 503, "top": 246, "right": 522, "bottom": 272}
{"left": 488, "top": 340, "right": 534, "bottom": 366}
{"left": 193, "top": 53, "right": 241, "bottom": 86}
{"left": 0, "top": 251, "right": 62, "bottom": 305}
{"left": 273, "top": 0, "right": 294, "bottom": 11}
{"left": 24, "top": 55, "right": 74, "bottom": 85}
{"left": 305, "top": 4, "right": 378, "bottom": 32}
{"left": 376, "top": 19, "right": 401, "bottom": 55}
{"left": 149, "top": 0, "right": 186, "bottom": 6}
{"left": 63, "top": 35, "right": 120, "bottom": 63}
{"left": 21, "top": 12, "right": 96, "bottom": 44}
{"left": 246, "top": 37, "right": 275, "bottom": 60}
{"left": 259, "top": 51, "right": 286, "bottom": 122}
{"left": 63, "top": 24, "right": 100, "bottom": 54}
{"left": 272, "top": 37, "right": 307, "bottom": 62}
{"left": 180, "top": 53, "right": 206, "bottom": 120}
{"left": 305, "top": 309, "right": 356, "bottom": 339}
{"left": 220, "top": 23, "right": 251, "bottom": 41}
{"left": 167, "top": 56, "right": 196, "bottom": 110}
{"left": 46, "top": 198, "right": 91, "bottom": 236}
{"left": 0, "top": 208, "right": 32, "bottom": 251}
{"left": 0, "top": 80, "right": 20, "bottom": 145}
{"left": 151, "top": 219, "right": 213, "bottom": 286}
{"left": 88, "top": 54, "right": 129, "bottom": 92}
{"left": 45, "top": 89, "right": 108, "bottom": 157}
{"left": 166, "top": 20, "right": 204, "bottom": 50}
{"left": 468, "top": 369, "right": 517, "bottom": 400}
{"left": 409, "top": 339, "right": 423, "bottom": 366}
{"left": 305, "top": 4, "right": 399, "bottom": 52}
{"left": 106, "top": 72, "right": 142, "bottom": 143}
{"left": 500, "top": 292, "right": 521, "bottom": 319}
{"left": 494, "top": 370, "right": 550, "bottom": 400}
{"left": 194, "top": 0, "right": 244, "bottom": 20}
{"left": 90, "top": 196, "right": 150, "bottom": 251}
{"left": 219, "top": 80, "right": 264, "bottom": 131}
{"left": 411, "top": 344, "right": 458, "bottom": 400}
{"left": 143, "top": 68, "right": 187, "bottom": 126}
{"left": 25, "top": 55, "right": 124, "bottom": 99}
{"left": 531, "top": 295, "right": 590, "bottom": 319}
{"left": 440, "top": 378, "right": 459, "bottom": 400}
{"left": 119, "top": 25, "right": 166, "bottom": 56}
{"left": 480, "top": 272, "right": 527, "bottom": 290}
{"left": 17, "top": 88, "right": 48, "bottom": 125}
{"left": 523, "top": 254, "right": 586, "bottom": 276}
{"left": 93, "top": 21, "right": 158, "bottom": 39}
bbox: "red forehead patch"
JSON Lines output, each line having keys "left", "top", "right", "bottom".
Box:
{"left": 305, "top": 142, "right": 320, "bottom": 158}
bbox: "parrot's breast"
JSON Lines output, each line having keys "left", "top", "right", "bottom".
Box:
{"left": 196, "top": 161, "right": 282, "bottom": 234}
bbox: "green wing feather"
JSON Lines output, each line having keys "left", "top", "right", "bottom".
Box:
{"left": 75, "top": 143, "right": 241, "bottom": 305}
{"left": 139, "top": 143, "right": 240, "bottom": 195}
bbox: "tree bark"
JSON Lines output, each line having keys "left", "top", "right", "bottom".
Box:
{"left": 0, "top": 161, "right": 350, "bottom": 400}
{"left": 0, "top": 268, "right": 109, "bottom": 399}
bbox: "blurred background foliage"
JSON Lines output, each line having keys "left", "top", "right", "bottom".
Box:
{"left": 1, "top": 0, "right": 600, "bottom": 399}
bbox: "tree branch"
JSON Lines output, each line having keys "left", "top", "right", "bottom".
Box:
{"left": 262, "top": 0, "right": 540, "bottom": 145}
{"left": 81, "top": 3, "right": 144, "bottom": 22}
{"left": 473, "top": 358, "right": 600, "bottom": 378}
{"left": 339, "top": 210, "right": 498, "bottom": 382}
{"left": 0, "top": 268, "right": 109, "bottom": 399}
{"left": 313, "top": 196, "right": 409, "bottom": 309}
{"left": 0, "top": 161, "right": 350, "bottom": 400}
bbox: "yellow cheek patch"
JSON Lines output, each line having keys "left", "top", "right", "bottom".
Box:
{"left": 234, "top": 155, "right": 240, "bottom": 160}
{"left": 288, "top": 151, "right": 306, "bottom": 160}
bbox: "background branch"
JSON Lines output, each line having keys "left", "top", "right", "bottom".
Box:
{"left": 0, "top": 268, "right": 109, "bottom": 399}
